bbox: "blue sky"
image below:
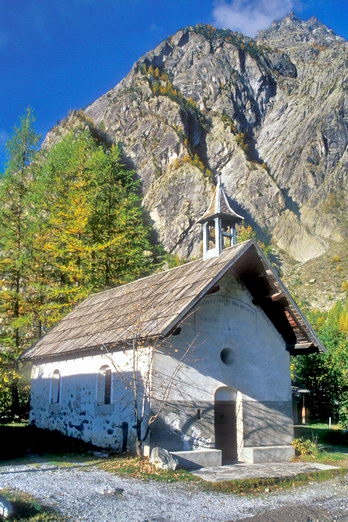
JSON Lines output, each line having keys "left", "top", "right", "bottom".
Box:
{"left": 0, "top": 0, "right": 347, "bottom": 170}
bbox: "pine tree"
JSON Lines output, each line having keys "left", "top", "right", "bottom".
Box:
{"left": 31, "top": 130, "right": 98, "bottom": 328}
{"left": 0, "top": 108, "right": 40, "bottom": 417}
{"left": 87, "top": 143, "right": 158, "bottom": 289}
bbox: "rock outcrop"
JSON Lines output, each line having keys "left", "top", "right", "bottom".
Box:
{"left": 43, "top": 15, "right": 347, "bottom": 305}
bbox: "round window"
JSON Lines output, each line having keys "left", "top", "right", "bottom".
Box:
{"left": 220, "top": 348, "right": 234, "bottom": 366}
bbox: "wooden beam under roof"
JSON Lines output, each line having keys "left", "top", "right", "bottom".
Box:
{"left": 286, "top": 342, "right": 319, "bottom": 355}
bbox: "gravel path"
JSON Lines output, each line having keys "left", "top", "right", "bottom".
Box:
{"left": 0, "top": 461, "right": 347, "bottom": 521}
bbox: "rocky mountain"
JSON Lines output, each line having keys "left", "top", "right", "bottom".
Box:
{"left": 44, "top": 14, "right": 347, "bottom": 307}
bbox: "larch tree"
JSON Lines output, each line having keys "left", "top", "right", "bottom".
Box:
{"left": 32, "top": 128, "right": 160, "bottom": 331}
{"left": 0, "top": 108, "right": 40, "bottom": 417}
{"left": 31, "top": 130, "right": 97, "bottom": 328}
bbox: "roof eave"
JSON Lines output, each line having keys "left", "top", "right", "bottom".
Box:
{"left": 197, "top": 212, "right": 243, "bottom": 224}
{"left": 21, "top": 333, "right": 164, "bottom": 363}
{"left": 252, "top": 243, "right": 326, "bottom": 353}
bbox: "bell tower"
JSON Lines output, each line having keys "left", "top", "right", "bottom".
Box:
{"left": 198, "top": 175, "right": 244, "bottom": 260}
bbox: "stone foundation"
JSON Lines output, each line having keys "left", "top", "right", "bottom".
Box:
{"left": 241, "top": 445, "right": 295, "bottom": 464}
{"left": 171, "top": 449, "right": 222, "bottom": 469}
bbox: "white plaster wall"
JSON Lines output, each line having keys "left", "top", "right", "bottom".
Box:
{"left": 30, "top": 347, "right": 152, "bottom": 450}
{"left": 151, "top": 270, "right": 293, "bottom": 454}
{"left": 153, "top": 272, "right": 290, "bottom": 402}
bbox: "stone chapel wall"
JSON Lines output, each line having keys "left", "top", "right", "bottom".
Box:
{"left": 150, "top": 270, "right": 293, "bottom": 457}
{"left": 29, "top": 347, "right": 152, "bottom": 450}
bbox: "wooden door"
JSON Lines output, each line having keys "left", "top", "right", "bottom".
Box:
{"left": 215, "top": 397, "right": 238, "bottom": 464}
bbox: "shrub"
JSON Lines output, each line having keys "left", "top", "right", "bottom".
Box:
{"left": 292, "top": 437, "right": 323, "bottom": 457}
{"left": 141, "top": 65, "right": 211, "bottom": 133}
{"left": 205, "top": 169, "right": 214, "bottom": 183}
{"left": 260, "top": 162, "right": 270, "bottom": 172}
{"left": 311, "top": 43, "right": 328, "bottom": 52}
{"left": 236, "top": 224, "right": 256, "bottom": 242}
{"left": 323, "top": 193, "right": 345, "bottom": 214}
{"left": 235, "top": 133, "right": 249, "bottom": 151}
{"left": 221, "top": 113, "right": 237, "bottom": 134}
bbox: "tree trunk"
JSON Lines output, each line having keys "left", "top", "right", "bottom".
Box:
{"left": 135, "top": 420, "right": 143, "bottom": 457}
{"left": 135, "top": 439, "right": 143, "bottom": 457}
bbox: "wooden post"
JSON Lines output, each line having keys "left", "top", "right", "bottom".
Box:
{"left": 231, "top": 225, "right": 237, "bottom": 246}
{"left": 301, "top": 394, "right": 306, "bottom": 424}
{"left": 215, "top": 217, "right": 222, "bottom": 255}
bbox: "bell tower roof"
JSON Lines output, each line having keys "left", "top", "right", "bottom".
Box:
{"left": 199, "top": 175, "right": 244, "bottom": 260}
{"left": 198, "top": 175, "right": 244, "bottom": 224}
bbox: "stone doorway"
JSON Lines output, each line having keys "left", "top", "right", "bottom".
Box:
{"left": 214, "top": 387, "right": 238, "bottom": 464}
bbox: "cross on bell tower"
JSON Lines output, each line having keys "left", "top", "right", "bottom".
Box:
{"left": 198, "top": 175, "right": 244, "bottom": 260}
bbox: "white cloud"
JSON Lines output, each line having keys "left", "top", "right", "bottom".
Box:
{"left": 149, "top": 23, "right": 163, "bottom": 33}
{"left": 213, "top": 0, "right": 296, "bottom": 36}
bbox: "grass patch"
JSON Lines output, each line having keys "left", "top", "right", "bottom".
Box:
{"left": 97, "top": 454, "right": 348, "bottom": 495}
{"left": 292, "top": 427, "right": 347, "bottom": 467}
{"left": 0, "top": 422, "right": 28, "bottom": 428}
{"left": 203, "top": 468, "right": 347, "bottom": 496}
{"left": 304, "top": 423, "right": 341, "bottom": 430}
{"left": 294, "top": 425, "right": 348, "bottom": 447}
{"left": 39, "top": 455, "right": 99, "bottom": 467}
{"left": 296, "top": 449, "right": 348, "bottom": 467}
{"left": 0, "top": 454, "right": 102, "bottom": 471}
{"left": 0, "top": 489, "right": 62, "bottom": 520}
{"left": 98, "top": 455, "right": 200, "bottom": 483}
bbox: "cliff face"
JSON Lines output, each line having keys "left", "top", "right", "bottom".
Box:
{"left": 256, "top": 14, "right": 347, "bottom": 261}
{"left": 44, "top": 15, "right": 347, "bottom": 304}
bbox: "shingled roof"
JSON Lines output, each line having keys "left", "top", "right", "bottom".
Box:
{"left": 21, "top": 240, "right": 325, "bottom": 361}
